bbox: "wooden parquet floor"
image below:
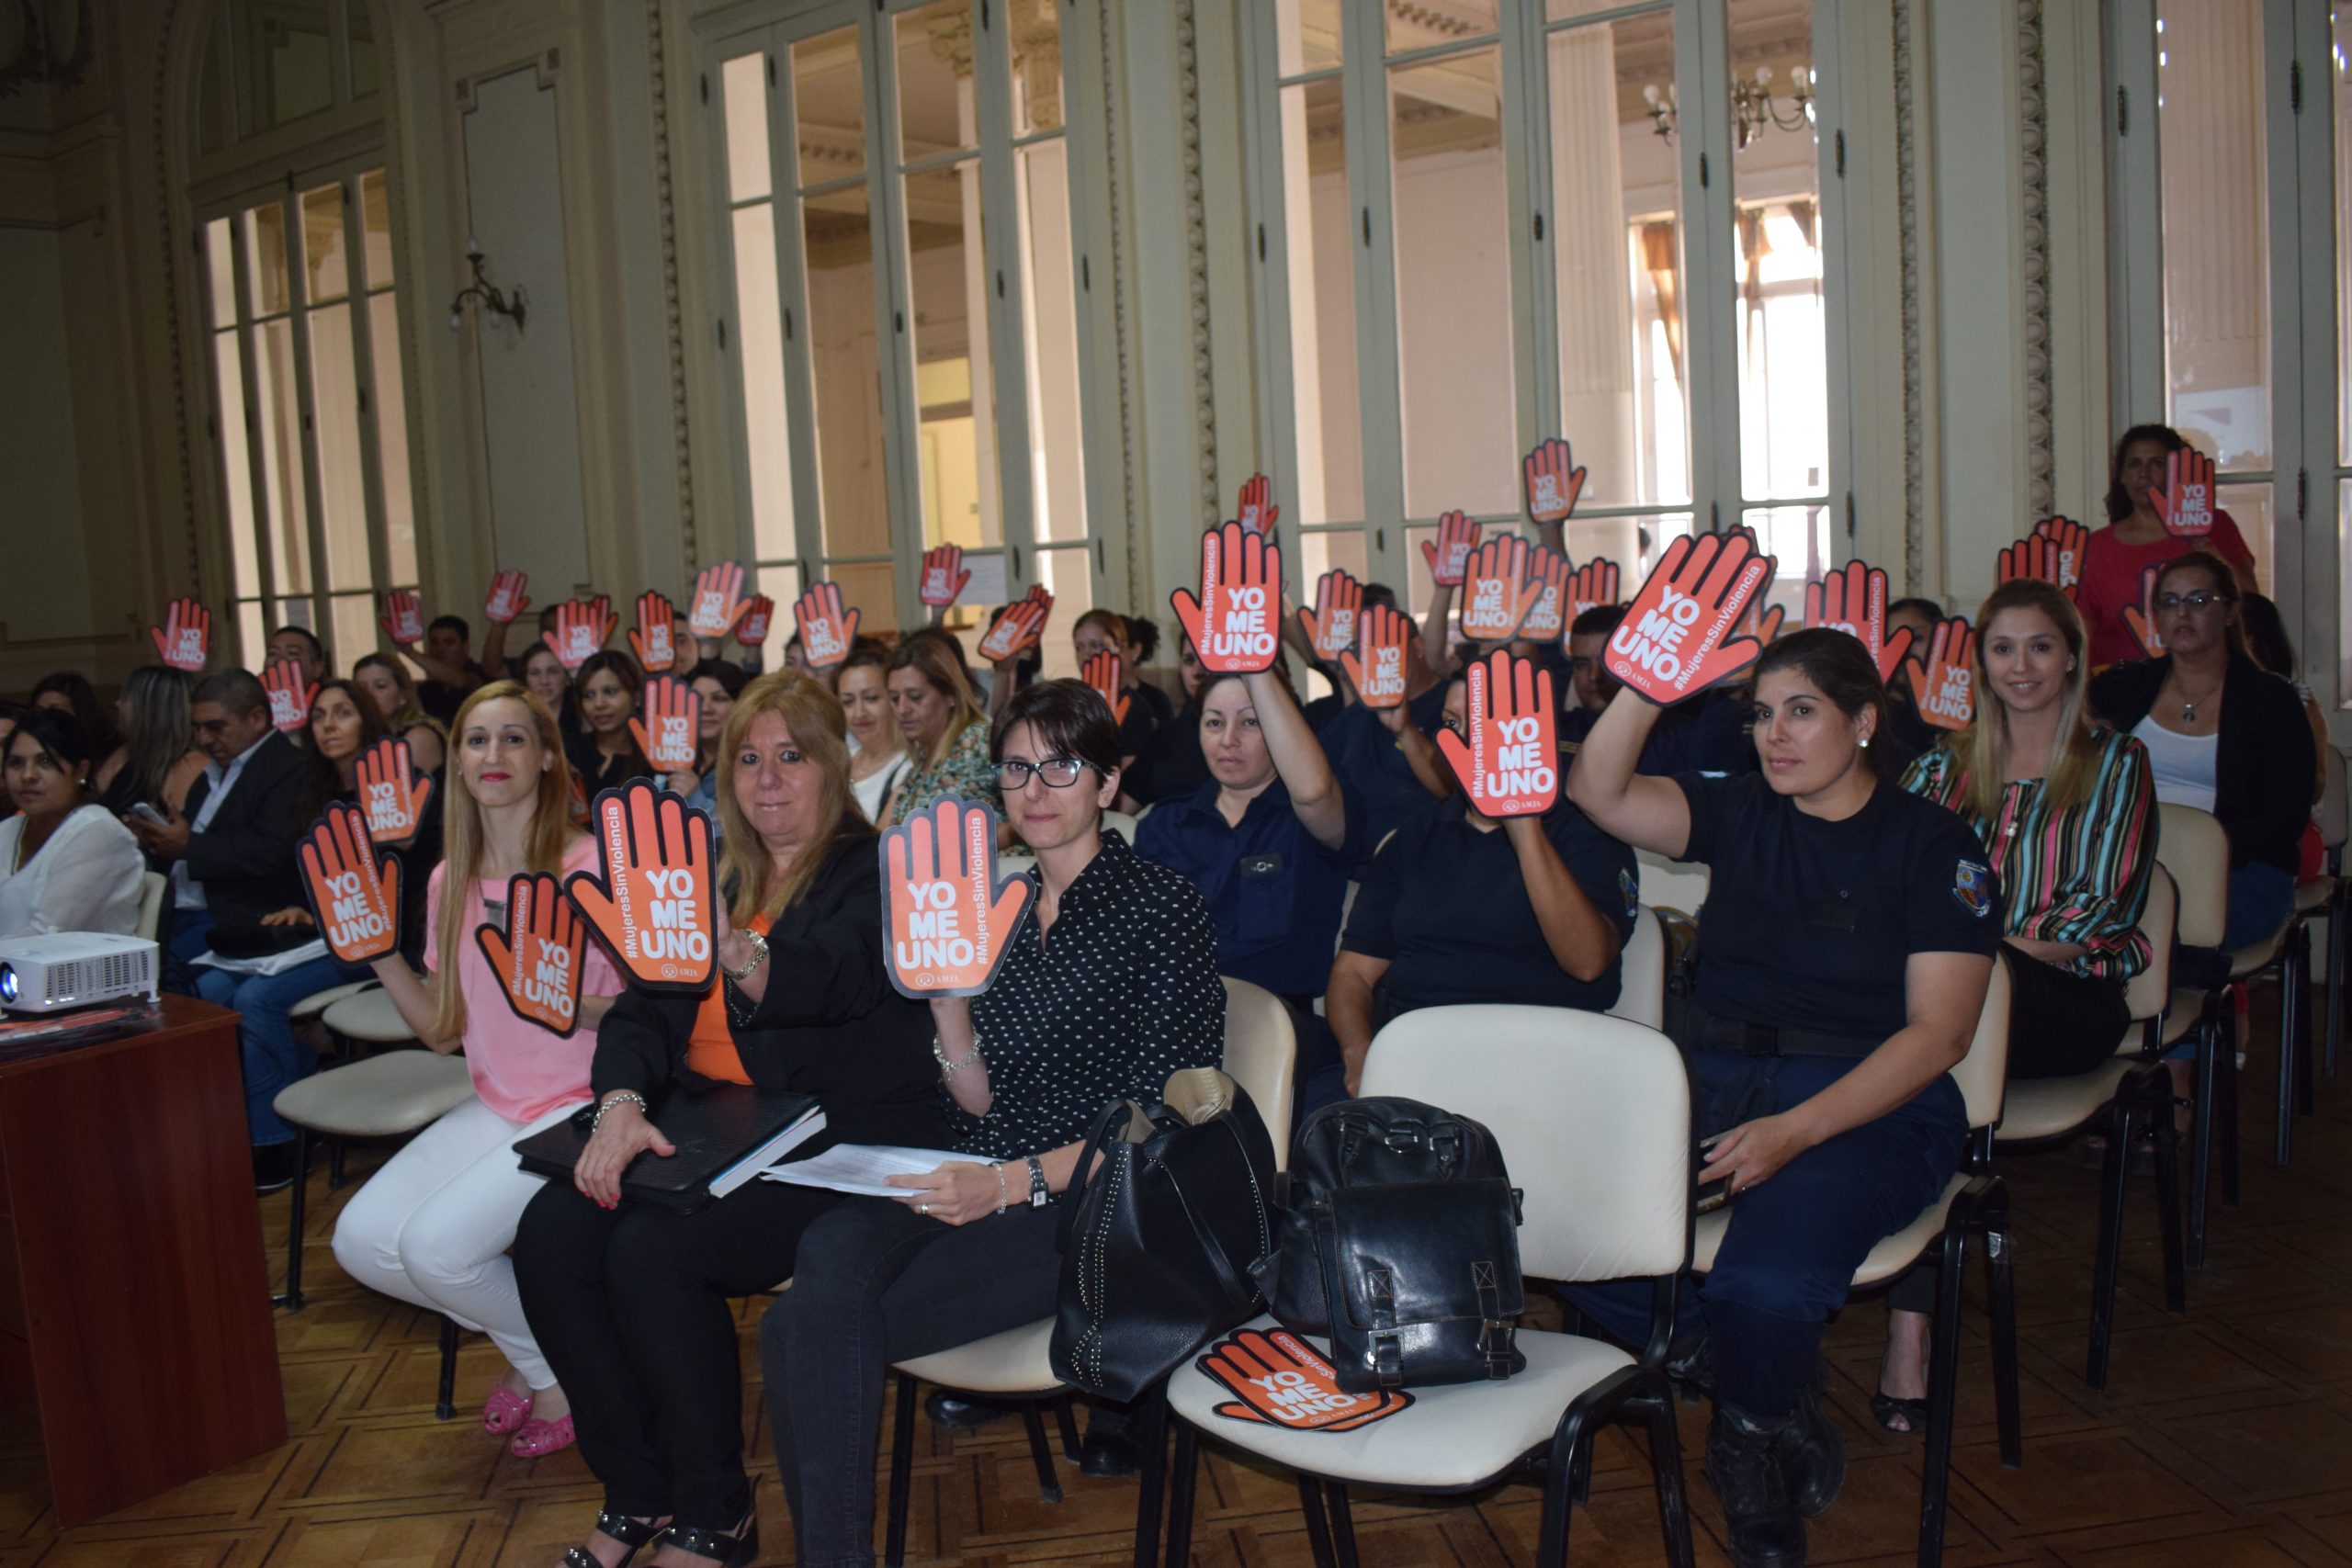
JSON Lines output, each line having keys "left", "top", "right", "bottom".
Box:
{"left": 5, "top": 997, "right": 2352, "bottom": 1565}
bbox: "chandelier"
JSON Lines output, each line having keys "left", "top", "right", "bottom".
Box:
{"left": 1642, "top": 65, "right": 1815, "bottom": 151}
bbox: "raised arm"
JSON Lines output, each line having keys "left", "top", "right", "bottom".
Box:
{"left": 1371, "top": 699, "right": 1453, "bottom": 802}
{"left": 1502, "top": 817, "right": 1621, "bottom": 981}
{"left": 1563, "top": 686, "right": 1692, "bottom": 858}
{"left": 1420, "top": 584, "right": 1463, "bottom": 680}
{"left": 1247, "top": 667, "right": 1347, "bottom": 850}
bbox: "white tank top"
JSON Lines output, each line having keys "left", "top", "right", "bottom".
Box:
{"left": 2132, "top": 715, "right": 2219, "bottom": 813}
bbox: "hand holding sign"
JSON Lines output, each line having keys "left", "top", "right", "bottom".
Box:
{"left": 1904, "top": 618, "right": 1976, "bottom": 731}
{"left": 978, "top": 595, "right": 1049, "bottom": 662}
{"left": 1435, "top": 650, "right": 1558, "bottom": 818}
{"left": 2151, "top": 448, "right": 2217, "bottom": 537}
{"left": 1419, "top": 510, "right": 1481, "bottom": 590}
{"left": 1296, "top": 570, "right": 1363, "bottom": 664}
{"left": 355, "top": 737, "right": 434, "bottom": 847}
{"left": 793, "top": 581, "right": 859, "bottom": 671}
{"left": 380, "top": 589, "right": 425, "bottom": 647}
{"left": 880, "top": 798, "right": 1033, "bottom": 998}
{"left": 1804, "top": 559, "right": 1912, "bottom": 682}
{"left": 1521, "top": 438, "right": 1588, "bottom": 528}
{"left": 1340, "top": 603, "right": 1412, "bottom": 710}
{"left": 737, "top": 593, "right": 775, "bottom": 646}
{"left": 2121, "top": 564, "right": 2166, "bottom": 658}
{"left": 1237, "top": 472, "right": 1279, "bottom": 536}
{"left": 1457, "top": 535, "right": 1547, "bottom": 644}
{"left": 476, "top": 874, "right": 587, "bottom": 1036}
{"left": 629, "top": 592, "right": 680, "bottom": 672}
{"left": 689, "top": 562, "right": 752, "bottom": 639}
{"left": 1517, "top": 546, "right": 1572, "bottom": 642}
{"left": 298, "top": 805, "right": 402, "bottom": 965}
{"left": 1171, "top": 522, "right": 1283, "bottom": 674}
{"left": 1604, "top": 529, "right": 1776, "bottom": 705}
{"left": 2032, "top": 516, "right": 2088, "bottom": 588}
{"left": 1082, "top": 651, "right": 1130, "bottom": 725}
{"left": 919, "top": 544, "right": 971, "bottom": 609}
{"left": 150, "top": 597, "right": 212, "bottom": 672}
{"left": 1996, "top": 535, "right": 2076, "bottom": 601}
{"left": 484, "top": 570, "right": 531, "bottom": 625}
{"left": 264, "top": 660, "right": 316, "bottom": 734}
{"left": 1199, "top": 1328, "right": 1410, "bottom": 1433}
{"left": 545, "top": 601, "right": 605, "bottom": 671}
{"left": 1568, "top": 559, "right": 1621, "bottom": 619}
{"left": 629, "top": 677, "right": 704, "bottom": 773}
{"left": 564, "top": 782, "right": 717, "bottom": 990}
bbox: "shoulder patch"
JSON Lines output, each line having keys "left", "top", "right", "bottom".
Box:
{"left": 1619, "top": 866, "right": 1641, "bottom": 922}
{"left": 1952, "top": 860, "right": 1994, "bottom": 919}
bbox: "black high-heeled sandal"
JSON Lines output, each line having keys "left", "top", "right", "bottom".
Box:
{"left": 562, "top": 1509, "right": 666, "bottom": 1568}
{"left": 1870, "top": 1391, "right": 1928, "bottom": 1436}
{"left": 659, "top": 1510, "right": 758, "bottom": 1568}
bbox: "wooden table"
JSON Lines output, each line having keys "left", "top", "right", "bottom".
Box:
{"left": 0, "top": 995, "right": 285, "bottom": 1523}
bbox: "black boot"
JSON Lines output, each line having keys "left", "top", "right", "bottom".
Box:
{"left": 1705, "top": 1404, "right": 1807, "bottom": 1568}
{"left": 1078, "top": 1400, "right": 1141, "bottom": 1478}
{"left": 925, "top": 1392, "right": 1011, "bottom": 1432}
{"left": 1776, "top": 1378, "right": 1847, "bottom": 1518}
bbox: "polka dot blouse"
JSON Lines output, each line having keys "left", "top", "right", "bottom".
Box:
{"left": 956, "top": 830, "right": 1227, "bottom": 1161}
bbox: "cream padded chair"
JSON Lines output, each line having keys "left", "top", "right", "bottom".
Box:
{"left": 134, "top": 872, "right": 167, "bottom": 943}
{"left": 1102, "top": 809, "right": 1140, "bottom": 842}
{"left": 1154, "top": 1007, "right": 1695, "bottom": 1568}
{"left": 2298, "top": 746, "right": 2347, "bottom": 1081}
{"left": 1634, "top": 849, "right": 1709, "bottom": 919}
{"left": 1608, "top": 908, "right": 1668, "bottom": 1031}
{"left": 2157, "top": 804, "right": 2248, "bottom": 1269}
{"left": 289, "top": 979, "right": 378, "bottom": 1030}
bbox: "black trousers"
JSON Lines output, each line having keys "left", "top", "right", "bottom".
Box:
{"left": 512, "top": 1176, "right": 842, "bottom": 1529}
{"left": 2001, "top": 944, "right": 2132, "bottom": 1079}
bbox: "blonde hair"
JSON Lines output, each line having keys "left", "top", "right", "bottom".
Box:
{"left": 431, "top": 682, "right": 580, "bottom": 1043}
{"left": 1954, "top": 579, "right": 2100, "bottom": 821}
{"left": 887, "top": 632, "right": 986, "bottom": 769}
{"left": 353, "top": 652, "right": 443, "bottom": 740}
{"left": 715, "top": 671, "right": 873, "bottom": 924}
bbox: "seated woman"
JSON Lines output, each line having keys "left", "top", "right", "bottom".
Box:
{"left": 878, "top": 631, "right": 997, "bottom": 828}
{"left": 2075, "top": 424, "right": 2257, "bottom": 667}
{"left": 1121, "top": 634, "right": 1211, "bottom": 809}
{"left": 353, "top": 652, "right": 449, "bottom": 774}
{"left": 666, "top": 658, "right": 750, "bottom": 820}
{"left": 1877, "top": 581, "right": 2155, "bottom": 1436}
{"left": 1565, "top": 629, "right": 2000, "bottom": 1568}
{"left": 761, "top": 681, "right": 1225, "bottom": 1568}
{"left": 514, "top": 672, "right": 939, "bottom": 1568}
{"left": 835, "top": 645, "right": 909, "bottom": 823}
{"left": 30, "top": 671, "right": 119, "bottom": 762}
{"left": 95, "top": 665, "right": 209, "bottom": 823}
{"left": 1072, "top": 608, "right": 1173, "bottom": 762}
{"left": 568, "top": 651, "right": 655, "bottom": 795}
{"left": 1326, "top": 668, "right": 1635, "bottom": 1104}
{"left": 0, "top": 711, "right": 143, "bottom": 939}
{"left": 333, "top": 682, "right": 624, "bottom": 1461}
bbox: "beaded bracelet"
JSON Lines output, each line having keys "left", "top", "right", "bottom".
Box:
{"left": 591, "top": 1091, "right": 650, "bottom": 1134}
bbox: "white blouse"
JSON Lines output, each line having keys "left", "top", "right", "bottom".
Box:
{"left": 851, "top": 752, "right": 911, "bottom": 825}
{"left": 0, "top": 807, "right": 147, "bottom": 940}
{"left": 2132, "top": 715, "right": 2221, "bottom": 815}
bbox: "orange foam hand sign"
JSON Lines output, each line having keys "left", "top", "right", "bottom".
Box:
{"left": 1082, "top": 651, "right": 1131, "bottom": 725}
{"left": 737, "top": 593, "right": 775, "bottom": 645}
{"left": 2032, "top": 516, "right": 2088, "bottom": 589}
{"left": 1435, "top": 650, "right": 1558, "bottom": 818}
{"left": 299, "top": 805, "right": 402, "bottom": 965}
{"left": 2121, "top": 564, "right": 2166, "bottom": 658}
{"left": 476, "top": 873, "right": 587, "bottom": 1036}
{"left": 2151, "top": 448, "right": 2217, "bottom": 537}
{"left": 1170, "top": 521, "right": 1283, "bottom": 674}
{"left": 151, "top": 597, "right": 212, "bottom": 671}
{"left": 1567, "top": 558, "right": 1621, "bottom": 619}
{"left": 1236, "top": 472, "right": 1280, "bottom": 536}
{"left": 793, "top": 581, "right": 860, "bottom": 671}
{"left": 1747, "top": 601, "right": 1786, "bottom": 646}
{"left": 564, "top": 782, "right": 718, "bottom": 991}
{"left": 1996, "top": 535, "right": 2076, "bottom": 602}
{"left": 1521, "top": 437, "right": 1588, "bottom": 527}
{"left": 1199, "top": 1328, "right": 1411, "bottom": 1432}
{"left": 1296, "top": 569, "right": 1363, "bottom": 664}
{"left": 264, "top": 660, "right": 316, "bottom": 734}
{"left": 1340, "top": 603, "right": 1412, "bottom": 710}
{"left": 630, "top": 677, "right": 703, "bottom": 773}
{"left": 1904, "top": 617, "right": 1976, "bottom": 731}
{"left": 978, "top": 595, "right": 1050, "bottom": 662}
{"left": 545, "top": 601, "right": 604, "bottom": 671}
{"left": 919, "top": 544, "right": 970, "bottom": 608}
{"left": 356, "top": 737, "right": 435, "bottom": 847}
{"left": 1803, "top": 559, "right": 1912, "bottom": 682}
{"left": 688, "top": 562, "right": 752, "bottom": 639}
{"left": 880, "top": 798, "right": 1034, "bottom": 998}
{"left": 1419, "top": 509, "right": 1481, "bottom": 589}
{"left": 1516, "top": 546, "right": 1573, "bottom": 642}
{"left": 380, "top": 589, "right": 425, "bottom": 646}
{"left": 629, "top": 591, "right": 680, "bottom": 672}
{"left": 1457, "top": 534, "right": 1547, "bottom": 643}
{"left": 484, "top": 569, "right": 531, "bottom": 625}
{"left": 1604, "top": 528, "right": 1776, "bottom": 705}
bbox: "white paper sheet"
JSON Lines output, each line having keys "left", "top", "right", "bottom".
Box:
{"left": 762, "top": 1143, "right": 968, "bottom": 1198}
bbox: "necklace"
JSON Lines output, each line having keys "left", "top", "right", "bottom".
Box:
{"left": 2173, "top": 671, "right": 2222, "bottom": 725}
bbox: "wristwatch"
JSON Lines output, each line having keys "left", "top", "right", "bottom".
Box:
{"left": 1024, "top": 1154, "right": 1049, "bottom": 1208}
{"left": 724, "top": 930, "right": 769, "bottom": 986}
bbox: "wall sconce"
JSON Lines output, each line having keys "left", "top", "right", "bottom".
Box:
{"left": 447, "top": 238, "right": 526, "bottom": 333}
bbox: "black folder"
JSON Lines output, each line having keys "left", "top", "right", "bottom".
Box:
{"left": 514, "top": 1082, "right": 826, "bottom": 1213}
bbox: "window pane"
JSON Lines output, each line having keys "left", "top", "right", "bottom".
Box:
{"left": 360, "top": 170, "right": 394, "bottom": 289}
{"left": 2335, "top": 3, "right": 2350, "bottom": 465}
{"left": 825, "top": 559, "right": 902, "bottom": 638}
{"left": 1388, "top": 0, "right": 1496, "bottom": 53}
{"left": 349, "top": 0, "right": 378, "bottom": 97}
{"left": 2158, "top": 0, "right": 2270, "bottom": 468}
{"left": 369, "top": 293, "right": 416, "bottom": 583}
{"left": 237, "top": 603, "right": 269, "bottom": 671}
{"left": 804, "top": 186, "right": 894, "bottom": 560}
{"left": 206, "top": 219, "right": 237, "bottom": 328}
{"left": 327, "top": 594, "right": 377, "bottom": 672}
{"left": 723, "top": 52, "right": 772, "bottom": 204}
{"left": 1010, "top": 2, "right": 1063, "bottom": 136}
{"left": 2217, "top": 479, "right": 2272, "bottom": 596}
{"left": 1280, "top": 77, "right": 1362, "bottom": 525}
{"left": 753, "top": 562, "right": 805, "bottom": 615}
{"left": 794, "top": 27, "right": 865, "bottom": 186}
{"left": 1297, "top": 528, "right": 1370, "bottom": 593}
{"left": 307, "top": 300, "right": 371, "bottom": 591}
{"left": 1278, "top": 0, "right": 1341, "bottom": 77}
{"left": 253, "top": 318, "right": 311, "bottom": 595}
{"left": 301, "top": 184, "right": 348, "bottom": 304}
{"left": 1551, "top": 12, "right": 1688, "bottom": 508}
{"left": 897, "top": 1, "right": 977, "bottom": 160}
{"left": 902, "top": 159, "right": 998, "bottom": 551}
{"left": 2340, "top": 479, "right": 2352, "bottom": 701}
{"left": 246, "top": 202, "right": 289, "bottom": 317}
{"left": 1016, "top": 140, "right": 1086, "bottom": 542}
{"left": 1389, "top": 48, "right": 1517, "bottom": 519}
{"left": 1743, "top": 505, "right": 1826, "bottom": 616}
{"left": 1035, "top": 545, "right": 1093, "bottom": 681}
{"left": 1729, "top": 0, "right": 1827, "bottom": 507}
{"left": 213, "top": 333, "right": 261, "bottom": 599}
{"left": 731, "top": 203, "right": 798, "bottom": 564}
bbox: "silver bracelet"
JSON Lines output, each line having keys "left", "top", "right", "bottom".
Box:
{"left": 932, "top": 1035, "right": 982, "bottom": 1077}
{"left": 724, "top": 931, "right": 770, "bottom": 986}
{"left": 990, "top": 1161, "right": 1009, "bottom": 1214}
{"left": 591, "top": 1091, "right": 649, "bottom": 1134}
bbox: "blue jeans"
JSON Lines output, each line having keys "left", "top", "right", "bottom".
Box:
{"left": 192, "top": 952, "right": 357, "bottom": 1145}
{"left": 2162, "top": 862, "right": 2299, "bottom": 1061}
{"left": 1566, "top": 1052, "right": 1966, "bottom": 1419}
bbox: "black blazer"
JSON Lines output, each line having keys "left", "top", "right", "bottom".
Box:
{"left": 2090, "top": 651, "right": 2315, "bottom": 874}
{"left": 180, "top": 731, "right": 308, "bottom": 927}
{"left": 591, "top": 834, "right": 943, "bottom": 1150}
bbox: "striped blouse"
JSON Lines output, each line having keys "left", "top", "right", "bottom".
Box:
{"left": 1901, "top": 728, "right": 2157, "bottom": 983}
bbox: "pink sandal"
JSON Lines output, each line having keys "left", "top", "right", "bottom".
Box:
{"left": 509, "top": 1414, "right": 576, "bottom": 1459}
{"left": 481, "top": 1385, "right": 534, "bottom": 1436}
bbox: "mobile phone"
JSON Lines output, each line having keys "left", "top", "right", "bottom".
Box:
{"left": 1695, "top": 1132, "right": 1732, "bottom": 1214}
{"left": 127, "top": 803, "right": 166, "bottom": 825}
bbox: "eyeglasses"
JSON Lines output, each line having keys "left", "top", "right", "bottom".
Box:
{"left": 995, "top": 758, "right": 1089, "bottom": 790}
{"left": 1438, "top": 716, "right": 1465, "bottom": 737}
{"left": 2156, "top": 591, "right": 2231, "bottom": 613}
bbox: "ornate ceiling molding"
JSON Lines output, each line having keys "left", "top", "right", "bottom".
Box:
{"left": 2018, "top": 0, "right": 2053, "bottom": 520}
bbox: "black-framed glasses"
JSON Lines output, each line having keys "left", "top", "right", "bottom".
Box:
{"left": 995, "top": 757, "right": 1089, "bottom": 790}
{"left": 2156, "top": 591, "right": 2231, "bottom": 613}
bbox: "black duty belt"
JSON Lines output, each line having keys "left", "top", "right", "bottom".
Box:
{"left": 1682, "top": 1008, "right": 1883, "bottom": 1061}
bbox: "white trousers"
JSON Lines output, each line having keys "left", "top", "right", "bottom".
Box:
{"left": 331, "top": 1094, "right": 581, "bottom": 1389}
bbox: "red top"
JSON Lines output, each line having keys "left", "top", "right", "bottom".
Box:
{"left": 2075, "top": 511, "right": 2255, "bottom": 667}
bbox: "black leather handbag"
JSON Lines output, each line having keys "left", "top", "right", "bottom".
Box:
{"left": 1050, "top": 1068, "right": 1280, "bottom": 1402}
{"left": 1273, "top": 1098, "right": 1529, "bottom": 1393}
